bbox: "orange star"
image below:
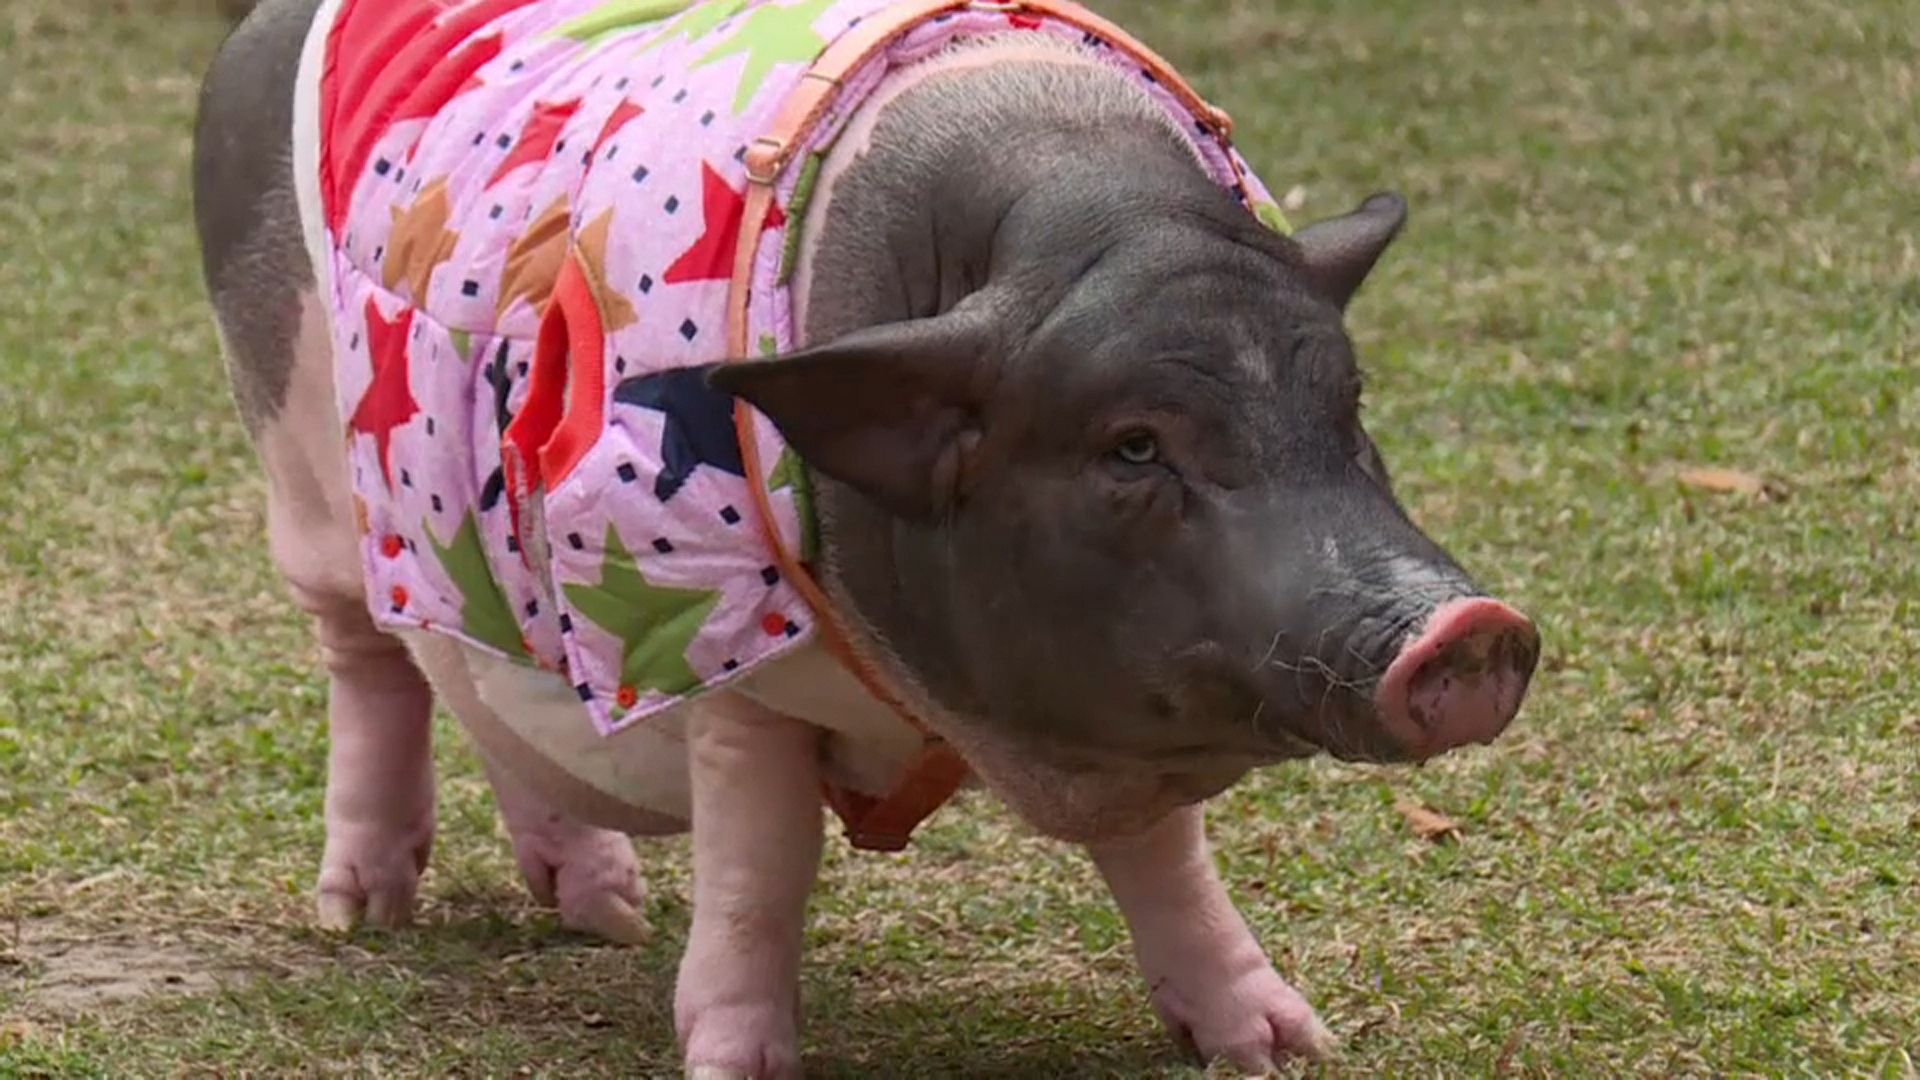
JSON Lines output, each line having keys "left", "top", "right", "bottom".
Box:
{"left": 496, "top": 198, "right": 571, "bottom": 319}
{"left": 383, "top": 177, "right": 461, "bottom": 304}
{"left": 574, "top": 208, "right": 639, "bottom": 332}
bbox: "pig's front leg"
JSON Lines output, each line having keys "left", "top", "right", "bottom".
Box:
{"left": 676, "top": 694, "right": 823, "bottom": 1080}
{"left": 1088, "top": 804, "right": 1335, "bottom": 1071}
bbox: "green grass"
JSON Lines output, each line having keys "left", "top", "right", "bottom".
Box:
{"left": 3, "top": 0, "right": 1917, "bottom": 1075}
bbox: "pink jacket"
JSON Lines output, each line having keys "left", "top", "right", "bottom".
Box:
{"left": 318, "top": 0, "right": 1285, "bottom": 747}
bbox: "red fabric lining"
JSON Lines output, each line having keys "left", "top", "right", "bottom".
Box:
{"left": 320, "top": 0, "right": 539, "bottom": 234}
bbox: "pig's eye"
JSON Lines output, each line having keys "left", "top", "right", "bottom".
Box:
{"left": 1111, "top": 431, "right": 1160, "bottom": 466}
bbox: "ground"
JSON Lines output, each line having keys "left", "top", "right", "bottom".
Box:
{"left": 1, "top": 0, "right": 1916, "bottom": 1075}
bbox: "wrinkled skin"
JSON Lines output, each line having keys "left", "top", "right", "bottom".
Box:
{"left": 195, "top": 6, "right": 1540, "bottom": 1075}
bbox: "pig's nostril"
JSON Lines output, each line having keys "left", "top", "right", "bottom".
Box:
{"left": 1375, "top": 597, "right": 1540, "bottom": 757}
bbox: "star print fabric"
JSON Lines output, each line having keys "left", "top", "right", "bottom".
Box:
{"left": 319, "top": 0, "right": 1282, "bottom": 736}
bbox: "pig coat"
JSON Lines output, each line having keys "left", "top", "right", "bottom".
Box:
{"left": 307, "top": 0, "right": 1288, "bottom": 834}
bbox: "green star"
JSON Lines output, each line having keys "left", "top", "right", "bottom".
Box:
{"left": 636, "top": 0, "right": 747, "bottom": 53}
{"left": 777, "top": 151, "right": 824, "bottom": 284}
{"left": 693, "top": 0, "right": 838, "bottom": 114}
{"left": 1253, "top": 200, "right": 1293, "bottom": 234}
{"left": 766, "top": 447, "right": 818, "bottom": 563}
{"left": 563, "top": 525, "right": 722, "bottom": 699}
{"left": 425, "top": 512, "right": 528, "bottom": 659}
{"left": 555, "top": 0, "right": 697, "bottom": 45}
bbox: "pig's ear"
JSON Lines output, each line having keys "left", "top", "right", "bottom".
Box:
{"left": 1292, "top": 192, "right": 1407, "bottom": 309}
{"left": 707, "top": 303, "right": 995, "bottom": 521}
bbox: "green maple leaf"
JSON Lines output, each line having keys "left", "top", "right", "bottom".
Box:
{"left": 692, "top": 0, "right": 838, "bottom": 114}
{"left": 563, "top": 525, "right": 722, "bottom": 699}
{"left": 425, "top": 512, "right": 528, "bottom": 659}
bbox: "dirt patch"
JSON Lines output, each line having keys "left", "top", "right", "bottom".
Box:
{"left": 4, "top": 920, "right": 248, "bottom": 1012}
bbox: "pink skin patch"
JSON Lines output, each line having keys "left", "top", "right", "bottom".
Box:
{"left": 1374, "top": 596, "right": 1540, "bottom": 758}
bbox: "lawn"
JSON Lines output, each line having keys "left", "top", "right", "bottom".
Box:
{"left": 2, "top": 0, "right": 1916, "bottom": 1075}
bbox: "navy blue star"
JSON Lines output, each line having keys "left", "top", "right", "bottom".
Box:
{"left": 612, "top": 365, "right": 744, "bottom": 501}
{"left": 478, "top": 338, "right": 516, "bottom": 513}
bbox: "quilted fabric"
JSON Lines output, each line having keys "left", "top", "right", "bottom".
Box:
{"left": 317, "top": 0, "right": 1287, "bottom": 737}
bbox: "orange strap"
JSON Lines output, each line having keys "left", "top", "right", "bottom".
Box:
{"left": 725, "top": 0, "right": 1243, "bottom": 850}
{"left": 823, "top": 743, "right": 972, "bottom": 851}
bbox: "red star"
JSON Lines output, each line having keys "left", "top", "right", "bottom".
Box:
{"left": 590, "top": 98, "right": 644, "bottom": 156}
{"left": 486, "top": 98, "right": 582, "bottom": 189}
{"left": 663, "top": 163, "right": 788, "bottom": 285}
{"left": 349, "top": 296, "right": 420, "bottom": 491}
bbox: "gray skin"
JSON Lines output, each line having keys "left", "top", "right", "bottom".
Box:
{"left": 195, "top": 0, "right": 1534, "bottom": 826}
{"left": 711, "top": 60, "right": 1516, "bottom": 799}
{"left": 191, "top": 0, "right": 318, "bottom": 434}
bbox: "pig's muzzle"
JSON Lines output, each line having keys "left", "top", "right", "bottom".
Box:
{"left": 1371, "top": 597, "right": 1539, "bottom": 758}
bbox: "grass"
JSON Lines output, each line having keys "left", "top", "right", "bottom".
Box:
{"left": 2, "top": 0, "right": 1916, "bottom": 1074}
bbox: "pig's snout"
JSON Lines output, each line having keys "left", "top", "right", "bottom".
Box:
{"left": 1373, "top": 597, "right": 1539, "bottom": 758}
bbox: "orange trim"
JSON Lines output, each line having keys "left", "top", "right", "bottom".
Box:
{"left": 724, "top": 0, "right": 1247, "bottom": 850}
{"left": 541, "top": 258, "right": 609, "bottom": 487}
{"left": 502, "top": 254, "right": 606, "bottom": 497}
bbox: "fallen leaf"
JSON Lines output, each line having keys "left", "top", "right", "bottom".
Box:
{"left": 1675, "top": 466, "right": 1786, "bottom": 500}
{"left": 0, "top": 1020, "right": 37, "bottom": 1049}
{"left": 1394, "top": 796, "right": 1461, "bottom": 843}
{"left": 1493, "top": 1024, "right": 1527, "bottom": 1076}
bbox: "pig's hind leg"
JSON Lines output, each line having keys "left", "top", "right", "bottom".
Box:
{"left": 195, "top": 0, "right": 440, "bottom": 932}
{"left": 195, "top": 0, "right": 650, "bottom": 943}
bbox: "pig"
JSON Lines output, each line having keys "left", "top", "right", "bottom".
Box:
{"left": 192, "top": 0, "right": 1541, "bottom": 1074}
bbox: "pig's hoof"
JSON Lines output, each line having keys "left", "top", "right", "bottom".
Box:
{"left": 558, "top": 879, "right": 650, "bottom": 945}
{"left": 313, "top": 823, "right": 432, "bottom": 931}
{"left": 1151, "top": 965, "right": 1335, "bottom": 1072}
{"left": 679, "top": 1004, "right": 801, "bottom": 1080}
{"left": 511, "top": 827, "right": 650, "bottom": 945}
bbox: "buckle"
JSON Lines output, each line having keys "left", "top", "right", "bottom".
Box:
{"left": 744, "top": 136, "right": 786, "bottom": 186}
